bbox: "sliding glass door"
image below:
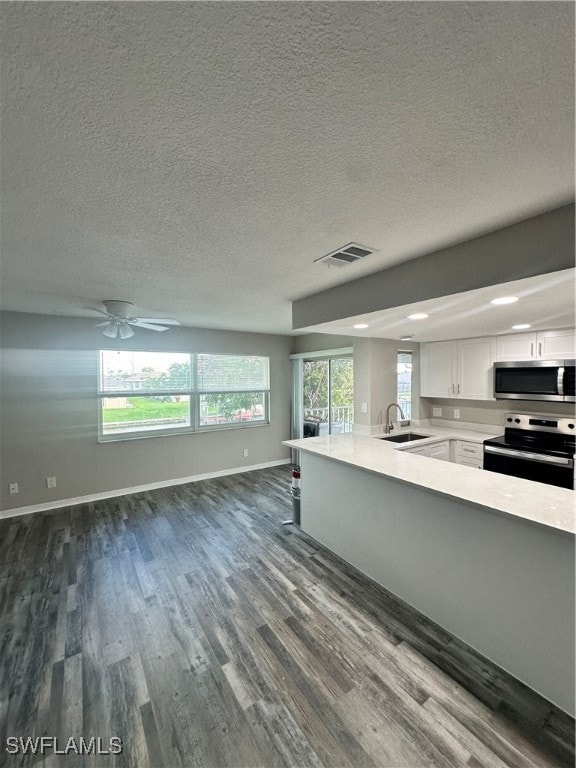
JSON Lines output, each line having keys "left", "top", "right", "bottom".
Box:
{"left": 302, "top": 356, "right": 353, "bottom": 435}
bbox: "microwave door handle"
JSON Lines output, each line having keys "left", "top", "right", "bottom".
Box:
{"left": 557, "top": 367, "right": 564, "bottom": 396}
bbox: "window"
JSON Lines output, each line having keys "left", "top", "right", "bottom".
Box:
{"left": 98, "top": 350, "right": 269, "bottom": 440}
{"left": 197, "top": 354, "right": 269, "bottom": 428}
{"left": 397, "top": 351, "right": 412, "bottom": 419}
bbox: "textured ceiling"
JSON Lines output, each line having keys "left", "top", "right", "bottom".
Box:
{"left": 1, "top": 2, "right": 574, "bottom": 334}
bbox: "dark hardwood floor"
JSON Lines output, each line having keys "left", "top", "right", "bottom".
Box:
{"left": 0, "top": 466, "right": 574, "bottom": 767}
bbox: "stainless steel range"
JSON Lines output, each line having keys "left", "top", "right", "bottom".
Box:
{"left": 483, "top": 413, "right": 575, "bottom": 489}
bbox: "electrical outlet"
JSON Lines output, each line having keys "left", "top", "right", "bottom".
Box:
{"left": 47, "top": 476, "right": 56, "bottom": 489}
{"left": 453, "top": 409, "right": 460, "bottom": 419}
{"left": 432, "top": 407, "right": 442, "bottom": 417}
{"left": 9, "top": 483, "right": 19, "bottom": 494}
{"left": 361, "top": 402, "right": 368, "bottom": 413}
{"left": 243, "top": 448, "right": 249, "bottom": 458}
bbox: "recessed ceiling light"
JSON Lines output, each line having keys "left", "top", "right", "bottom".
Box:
{"left": 407, "top": 313, "right": 428, "bottom": 320}
{"left": 491, "top": 296, "right": 518, "bottom": 305}
{"left": 512, "top": 324, "right": 531, "bottom": 330}
{"left": 353, "top": 323, "right": 369, "bottom": 329}
{"left": 400, "top": 335, "right": 413, "bottom": 341}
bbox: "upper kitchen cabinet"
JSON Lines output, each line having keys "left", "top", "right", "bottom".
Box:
{"left": 421, "top": 338, "right": 495, "bottom": 400}
{"left": 494, "top": 332, "right": 535, "bottom": 361}
{"left": 457, "top": 337, "right": 496, "bottom": 398}
{"left": 495, "top": 329, "right": 575, "bottom": 361}
{"left": 420, "top": 341, "right": 456, "bottom": 399}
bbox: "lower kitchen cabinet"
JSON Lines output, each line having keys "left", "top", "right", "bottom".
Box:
{"left": 453, "top": 440, "right": 483, "bottom": 468}
{"left": 405, "top": 439, "right": 482, "bottom": 467}
{"left": 404, "top": 439, "right": 450, "bottom": 461}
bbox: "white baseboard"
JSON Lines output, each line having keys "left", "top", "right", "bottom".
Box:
{"left": 0, "top": 459, "right": 291, "bottom": 520}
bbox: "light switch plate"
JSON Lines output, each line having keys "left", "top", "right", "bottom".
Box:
{"left": 453, "top": 409, "right": 460, "bottom": 419}
{"left": 432, "top": 407, "right": 442, "bottom": 417}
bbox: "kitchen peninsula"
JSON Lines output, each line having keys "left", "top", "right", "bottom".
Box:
{"left": 283, "top": 430, "right": 575, "bottom": 716}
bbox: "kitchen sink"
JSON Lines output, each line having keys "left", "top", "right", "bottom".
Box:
{"left": 378, "top": 432, "right": 430, "bottom": 443}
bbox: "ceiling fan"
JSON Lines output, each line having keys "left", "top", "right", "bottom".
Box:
{"left": 95, "top": 300, "right": 180, "bottom": 339}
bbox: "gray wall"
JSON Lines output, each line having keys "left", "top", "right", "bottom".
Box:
{"left": 0, "top": 311, "right": 292, "bottom": 512}
{"left": 353, "top": 338, "right": 420, "bottom": 431}
{"left": 293, "top": 204, "right": 575, "bottom": 329}
{"left": 290, "top": 332, "right": 356, "bottom": 355}
{"left": 291, "top": 333, "right": 421, "bottom": 433}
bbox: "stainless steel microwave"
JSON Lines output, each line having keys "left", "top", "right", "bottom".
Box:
{"left": 493, "top": 359, "right": 575, "bottom": 402}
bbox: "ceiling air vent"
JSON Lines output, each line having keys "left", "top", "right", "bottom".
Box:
{"left": 314, "top": 242, "right": 377, "bottom": 268}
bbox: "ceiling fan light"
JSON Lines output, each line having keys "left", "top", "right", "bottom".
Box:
{"left": 102, "top": 324, "right": 119, "bottom": 339}
{"left": 119, "top": 324, "right": 135, "bottom": 339}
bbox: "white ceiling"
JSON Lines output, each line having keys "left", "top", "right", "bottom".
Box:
{"left": 1, "top": 2, "right": 574, "bottom": 335}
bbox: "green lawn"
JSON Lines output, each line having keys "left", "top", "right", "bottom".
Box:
{"left": 102, "top": 397, "right": 189, "bottom": 423}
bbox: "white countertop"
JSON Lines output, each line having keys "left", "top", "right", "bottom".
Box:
{"left": 284, "top": 427, "right": 575, "bottom": 535}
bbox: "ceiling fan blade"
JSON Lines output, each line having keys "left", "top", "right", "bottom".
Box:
{"left": 95, "top": 321, "right": 112, "bottom": 326}
{"left": 135, "top": 317, "right": 180, "bottom": 326}
{"left": 130, "top": 321, "right": 170, "bottom": 331}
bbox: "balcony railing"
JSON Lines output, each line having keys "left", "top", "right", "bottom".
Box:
{"left": 304, "top": 406, "right": 354, "bottom": 434}
{"left": 397, "top": 398, "right": 412, "bottom": 419}
{"left": 304, "top": 401, "right": 411, "bottom": 433}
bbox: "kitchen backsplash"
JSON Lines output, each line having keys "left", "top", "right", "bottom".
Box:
{"left": 420, "top": 398, "right": 575, "bottom": 428}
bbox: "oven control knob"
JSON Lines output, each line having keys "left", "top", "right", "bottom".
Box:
{"left": 506, "top": 417, "right": 513, "bottom": 423}
{"left": 569, "top": 423, "right": 574, "bottom": 429}
{"left": 514, "top": 418, "right": 521, "bottom": 423}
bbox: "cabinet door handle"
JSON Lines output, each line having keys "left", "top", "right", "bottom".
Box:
{"left": 530, "top": 342, "right": 534, "bottom": 358}
{"left": 539, "top": 342, "right": 542, "bottom": 357}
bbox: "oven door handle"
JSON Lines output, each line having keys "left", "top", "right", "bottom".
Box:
{"left": 484, "top": 445, "right": 573, "bottom": 466}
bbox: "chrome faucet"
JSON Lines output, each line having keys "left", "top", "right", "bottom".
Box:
{"left": 384, "top": 402, "right": 405, "bottom": 434}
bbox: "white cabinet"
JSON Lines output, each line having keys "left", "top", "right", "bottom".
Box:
{"left": 495, "top": 329, "right": 575, "bottom": 361}
{"left": 420, "top": 341, "right": 456, "bottom": 399}
{"left": 457, "top": 338, "right": 496, "bottom": 399}
{"left": 426, "top": 440, "right": 450, "bottom": 461}
{"left": 453, "top": 440, "right": 483, "bottom": 469}
{"left": 537, "top": 329, "right": 575, "bottom": 360}
{"left": 405, "top": 438, "right": 483, "bottom": 467}
{"left": 421, "top": 338, "right": 494, "bottom": 400}
{"left": 404, "top": 439, "right": 450, "bottom": 461}
{"left": 494, "top": 333, "right": 535, "bottom": 361}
